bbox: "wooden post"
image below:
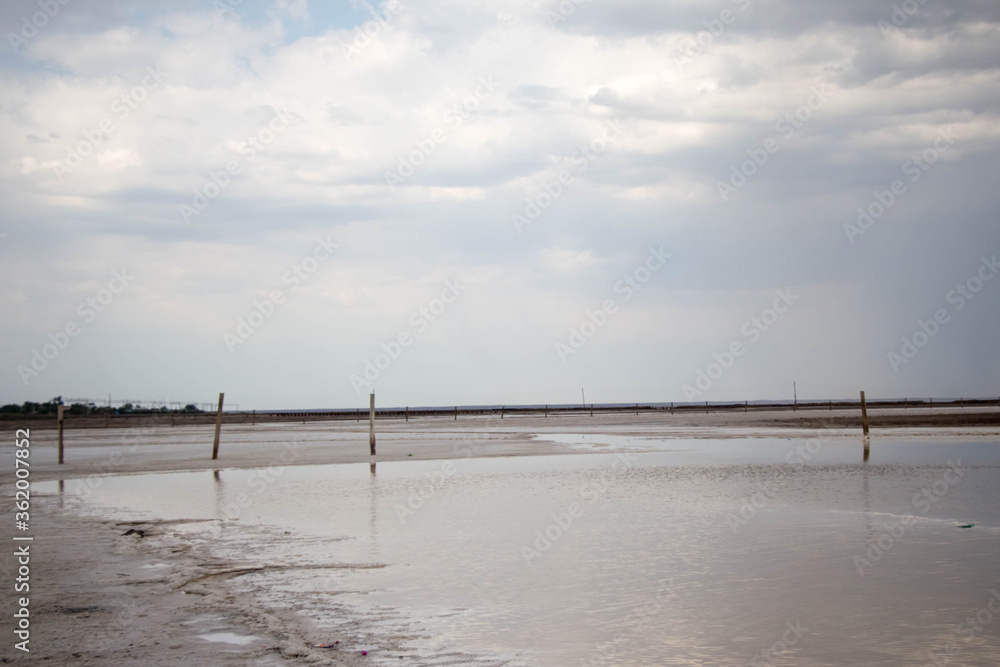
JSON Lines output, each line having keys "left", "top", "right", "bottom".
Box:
{"left": 590, "top": 403, "right": 593, "bottom": 417}
{"left": 670, "top": 401, "right": 674, "bottom": 415}
{"left": 705, "top": 401, "right": 709, "bottom": 414}
{"left": 251, "top": 409, "right": 256, "bottom": 425}
{"left": 545, "top": 404, "right": 548, "bottom": 418}
{"left": 793, "top": 381, "right": 797, "bottom": 411}
{"left": 636, "top": 402, "right": 639, "bottom": 416}
{"left": 211, "top": 392, "right": 225, "bottom": 460}
{"left": 500, "top": 406, "right": 504, "bottom": 420}
{"left": 57, "top": 404, "right": 64, "bottom": 465}
{"left": 829, "top": 400, "right": 833, "bottom": 412}
{"left": 369, "top": 393, "right": 376, "bottom": 456}
{"left": 745, "top": 400, "right": 748, "bottom": 414}
{"left": 860, "top": 390, "right": 870, "bottom": 436}
{"left": 405, "top": 406, "right": 409, "bottom": 422}
{"left": 454, "top": 406, "right": 457, "bottom": 421}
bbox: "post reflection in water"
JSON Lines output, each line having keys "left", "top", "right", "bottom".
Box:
{"left": 212, "top": 469, "right": 224, "bottom": 519}
{"left": 369, "top": 461, "right": 379, "bottom": 562}
{"left": 862, "top": 456, "right": 873, "bottom": 545}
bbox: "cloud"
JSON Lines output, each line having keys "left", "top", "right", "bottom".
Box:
{"left": 0, "top": 0, "right": 998, "bottom": 407}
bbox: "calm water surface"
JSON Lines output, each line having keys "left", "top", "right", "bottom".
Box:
{"left": 39, "top": 437, "right": 1000, "bottom": 666}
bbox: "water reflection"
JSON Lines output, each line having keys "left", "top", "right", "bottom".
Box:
{"left": 212, "top": 469, "right": 224, "bottom": 520}
{"left": 368, "top": 461, "right": 379, "bottom": 562}
{"left": 36, "top": 440, "right": 1000, "bottom": 666}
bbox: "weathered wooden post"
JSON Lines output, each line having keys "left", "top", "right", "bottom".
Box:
{"left": 745, "top": 400, "right": 748, "bottom": 414}
{"left": 860, "top": 390, "right": 870, "bottom": 461}
{"left": 405, "top": 406, "right": 409, "bottom": 422}
{"left": 454, "top": 406, "right": 457, "bottom": 421}
{"left": 500, "top": 406, "right": 504, "bottom": 420}
{"left": 369, "top": 392, "right": 376, "bottom": 456}
{"left": 57, "top": 404, "right": 65, "bottom": 465}
{"left": 670, "top": 401, "right": 674, "bottom": 415}
{"left": 211, "top": 393, "right": 225, "bottom": 460}
{"left": 860, "top": 391, "right": 870, "bottom": 436}
{"left": 545, "top": 404, "right": 548, "bottom": 418}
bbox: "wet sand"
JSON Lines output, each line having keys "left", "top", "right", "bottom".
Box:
{"left": 3, "top": 407, "right": 998, "bottom": 665}
{"left": 9, "top": 406, "right": 1000, "bottom": 484}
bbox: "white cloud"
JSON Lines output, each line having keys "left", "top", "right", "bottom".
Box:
{"left": 1, "top": 1, "right": 999, "bottom": 406}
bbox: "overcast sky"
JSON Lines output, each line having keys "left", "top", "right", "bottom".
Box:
{"left": 1, "top": 0, "right": 998, "bottom": 410}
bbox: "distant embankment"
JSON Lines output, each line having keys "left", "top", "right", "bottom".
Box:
{"left": 2, "top": 398, "right": 999, "bottom": 430}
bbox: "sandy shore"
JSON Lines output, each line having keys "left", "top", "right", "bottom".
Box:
{"left": 3, "top": 407, "right": 998, "bottom": 665}
{"left": 7, "top": 406, "right": 1000, "bottom": 484}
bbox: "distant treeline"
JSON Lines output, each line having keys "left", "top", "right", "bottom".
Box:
{"left": 0, "top": 396, "right": 204, "bottom": 416}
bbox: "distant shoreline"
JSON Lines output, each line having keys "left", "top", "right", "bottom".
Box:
{"left": 4, "top": 398, "right": 999, "bottom": 430}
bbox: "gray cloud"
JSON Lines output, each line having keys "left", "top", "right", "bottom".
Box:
{"left": 1, "top": 0, "right": 998, "bottom": 408}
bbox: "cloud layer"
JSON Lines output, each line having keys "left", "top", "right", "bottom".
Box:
{"left": 2, "top": 0, "right": 998, "bottom": 409}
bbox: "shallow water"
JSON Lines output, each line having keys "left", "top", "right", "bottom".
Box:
{"left": 39, "top": 437, "right": 1000, "bottom": 666}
